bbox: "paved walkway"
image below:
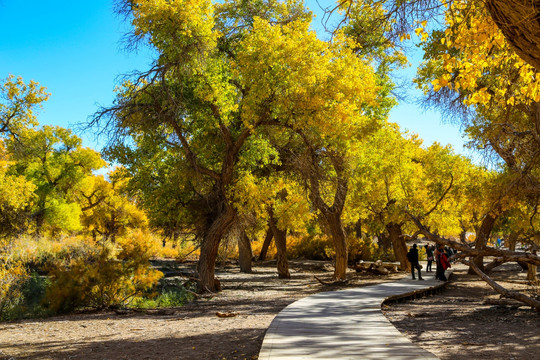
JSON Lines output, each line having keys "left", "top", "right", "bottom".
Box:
{"left": 259, "top": 269, "right": 452, "bottom": 360}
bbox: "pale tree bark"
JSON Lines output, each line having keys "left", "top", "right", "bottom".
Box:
{"left": 386, "top": 223, "right": 409, "bottom": 271}
{"left": 238, "top": 231, "right": 253, "bottom": 273}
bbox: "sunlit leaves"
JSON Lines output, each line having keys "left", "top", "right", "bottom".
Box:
{"left": 0, "top": 75, "right": 49, "bottom": 136}
{"left": 235, "top": 17, "right": 378, "bottom": 142}
{"left": 418, "top": 0, "right": 539, "bottom": 108}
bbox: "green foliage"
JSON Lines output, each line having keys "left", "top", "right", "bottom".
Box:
{"left": 21, "top": 272, "right": 50, "bottom": 309}
{"left": 131, "top": 279, "right": 197, "bottom": 309}
{"left": 5, "top": 126, "right": 106, "bottom": 235}
{"left": 3, "top": 273, "right": 53, "bottom": 321}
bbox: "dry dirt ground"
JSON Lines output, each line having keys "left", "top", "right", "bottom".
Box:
{"left": 384, "top": 263, "right": 540, "bottom": 360}
{"left": 0, "top": 260, "right": 538, "bottom": 360}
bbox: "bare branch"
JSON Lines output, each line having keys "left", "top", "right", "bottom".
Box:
{"left": 407, "top": 211, "right": 540, "bottom": 266}
{"left": 423, "top": 173, "right": 454, "bottom": 218}
{"left": 168, "top": 120, "right": 220, "bottom": 181}
{"left": 465, "top": 259, "right": 540, "bottom": 311}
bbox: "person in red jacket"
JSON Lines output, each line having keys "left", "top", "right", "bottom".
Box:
{"left": 435, "top": 245, "right": 451, "bottom": 281}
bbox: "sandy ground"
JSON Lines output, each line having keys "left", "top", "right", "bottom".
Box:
{"left": 0, "top": 260, "right": 538, "bottom": 360}
{"left": 0, "top": 260, "right": 402, "bottom": 360}
{"left": 384, "top": 263, "right": 540, "bottom": 360}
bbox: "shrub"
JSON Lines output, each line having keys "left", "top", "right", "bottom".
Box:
{"left": 131, "top": 278, "right": 197, "bottom": 309}
{"left": 0, "top": 257, "right": 28, "bottom": 321}
{"left": 288, "top": 234, "right": 333, "bottom": 260}
{"left": 8, "top": 235, "right": 97, "bottom": 274}
{"left": 46, "top": 230, "right": 163, "bottom": 312}
{"left": 21, "top": 272, "right": 50, "bottom": 308}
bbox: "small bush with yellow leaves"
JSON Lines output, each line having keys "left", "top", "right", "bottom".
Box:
{"left": 0, "top": 257, "right": 28, "bottom": 320}
{"left": 46, "top": 230, "right": 163, "bottom": 312}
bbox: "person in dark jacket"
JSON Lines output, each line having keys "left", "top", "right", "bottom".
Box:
{"left": 425, "top": 244, "right": 434, "bottom": 272}
{"left": 407, "top": 244, "right": 423, "bottom": 280}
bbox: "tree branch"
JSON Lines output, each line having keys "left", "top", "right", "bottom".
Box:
{"left": 423, "top": 173, "right": 453, "bottom": 218}
{"left": 406, "top": 211, "right": 540, "bottom": 266}
{"left": 465, "top": 258, "right": 540, "bottom": 311}
{"left": 169, "top": 120, "right": 220, "bottom": 181}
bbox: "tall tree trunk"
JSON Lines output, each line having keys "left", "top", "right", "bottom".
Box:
{"left": 172, "top": 231, "right": 179, "bottom": 248}
{"left": 306, "top": 153, "right": 349, "bottom": 281}
{"left": 527, "top": 263, "right": 537, "bottom": 281}
{"left": 328, "top": 212, "right": 348, "bottom": 281}
{"left": 198, "top": 207, "right": 236, "bottom": 292}
{"left": 34, "top": 205, "right": 46, "bottom": 236}
{"left": 507, "top": 231, "right": 518, "bottom": 251}
{"left": 238, "top": 231, "right": 253, "bottom": 273}
{"left": 387, "top": 223, "right": 409, "bottom": 271}
{"left": 529, "top": 248, "right": 538, "bottom": 281}
{"left": 268, "top": 213, "right": 290, "bottom": 279}
{"left": 258, "top": 227, "right": 273, "bottom": 261}
{"left": 468, "top": 212, "right": 498, "bottom": 274}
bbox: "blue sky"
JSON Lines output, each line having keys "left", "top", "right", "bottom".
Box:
{"left": 0, "top": 0, "right": 470, "bottom": 156}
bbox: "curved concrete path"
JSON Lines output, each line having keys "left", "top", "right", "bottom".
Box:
{"left": 259, "top": 270, "right": 452, "bottom": 360}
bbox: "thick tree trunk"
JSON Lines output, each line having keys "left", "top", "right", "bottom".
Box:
{"left": 197, "top": 207, "right": 236, "bottom": 292}
{"left": 258, "top": 227, "right": 273, "bottom": 261}
{"left": 527, "top": 263, "right": 537, "bottom": 281}
{"left": 306, "top": 153, "right": 349, "bottom": 281}
{"left": 485, "top": 0, "right": 540, "bottom": 72}
{"left": 268, "top": 215, "right": 290, "bottom": 279}
{"left": 507, "top": 232, "right": 518, "bottom": 251}
{"left": 468, "top": 213, "right": 498, "bottom": 275}
{"left": 324, "top": 212, "right": 348, "bottom": 281}
{"left": 238, "top": 231, "right": 253, "bottom": 273}
{"left": 387, "top": 223, "right": 409, "bottom": 271}
{"left": 459, "top": 222, "right": 467, "bottom": 244}
{"left": 528, "top": 248, "right": 538, "bottom": 281}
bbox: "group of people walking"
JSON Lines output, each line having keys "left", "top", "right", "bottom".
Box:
{"left": 406, "top": 243, "right": 451, "bottom": 281}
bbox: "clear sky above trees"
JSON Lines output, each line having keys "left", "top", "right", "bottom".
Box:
{"left": 0, "top": 0, "right": 468, "bottom": 155}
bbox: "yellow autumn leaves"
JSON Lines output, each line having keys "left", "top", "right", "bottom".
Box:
{"left": 131, "top": 0, "right": 217, "bottom": 59}
{"left": 425, "top": 0, "right": 539, "bottom": 107}
{"left": 235, "top": 17, "right": 378, "bottom": 141}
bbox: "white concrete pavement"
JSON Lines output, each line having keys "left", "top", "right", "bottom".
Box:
{"left": 258, "top": 270, "right": 452, "bottom": 359}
